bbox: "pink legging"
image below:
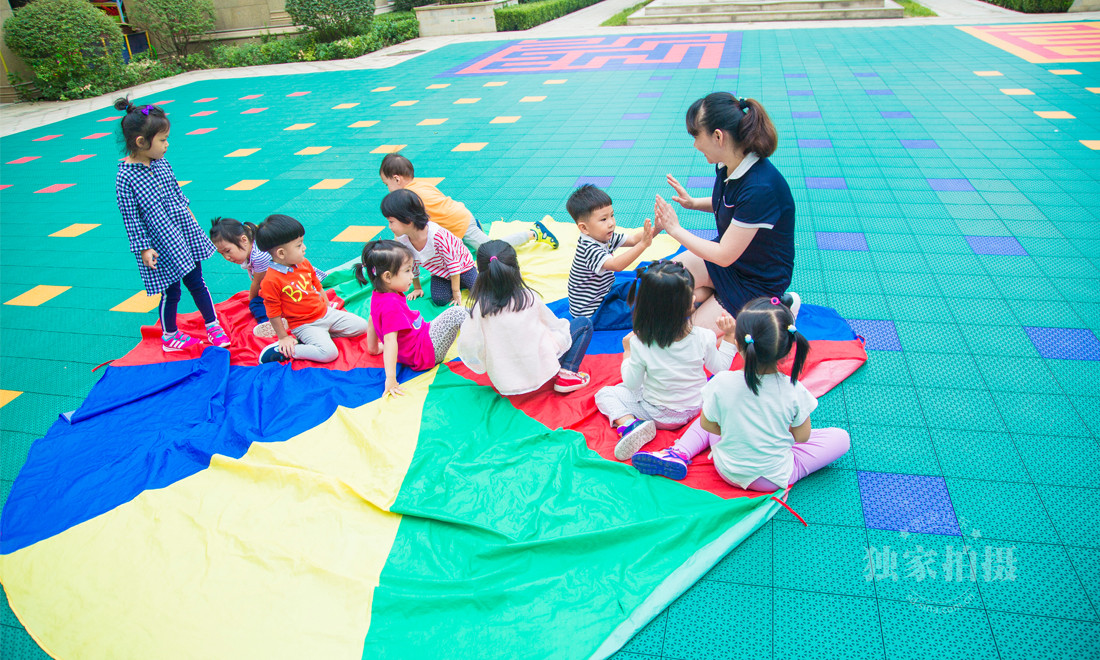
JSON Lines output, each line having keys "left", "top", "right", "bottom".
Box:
{"left": 675, "top": 420, "right": 851, "bottom": 491}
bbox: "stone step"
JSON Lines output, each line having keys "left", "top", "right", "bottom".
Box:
{"left": 645, "top": 0, "right": 887, "bottom": 16}
{"left": 269, "top": 10, "right": 294, "bottom": 26}
{"left": 628, "top": 6, "right": 904, "bottom": 23}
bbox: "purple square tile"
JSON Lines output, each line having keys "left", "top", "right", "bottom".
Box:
{"left": 689, "top": 228, "right": 719, "bottom": 241}
{"left": 881, "top": 111, "right": 913, "bottom": 119}
{"left": 866, "top": 89, "right": 894, "bottom": 95}
{"left": 816, "top": 231, "right": 868, "bottom": 251}
{"left": 575, "top": 176, "right": 613, "bottom": 188}
{"left": 637, "top": 92, "right": 661, "bottom": 98}
{"left": 716, "top": 73, "right": 738, "bottom": 79}
{"left": 854, "top": 72, "right": 878, "bottom": 77}
{"left": 784, "top": 73, "right": 807, "bottom": 78}
{"left": 687, "top": 176, "right": 712, "bottom": 189}
{"left": 900, "top": 139, "right": 940, "bottom": 149}
{"left": 806, "top": 177, "right": 847, "bottom": 190}
{"left": 602, "top": 140, "right": 634, "bottom": 149}
{"left": 788, "top": 90, "right": 813, "bottom": 96}
{"left": 964, "top": 235, "right": 1027, "bottom": 256}
{"left": 1024, "top": 327, "right": 1100, "bottom": 361}
{"left": 858, "top": 472, "right": 961, "bottom": 536}
{"left": 792, "top": 111, "right": 822, "bottom": 119}
{"left": 847, "top": 319, "right": 901, "bottom": 351}
{"left": 622, "top": 112, "right": 649, "bottom": 120}
{"left": 650, "top": 75, "right": 671, "bottom": 80}
{"left": 928, "top": 178, "right": 975, "bottom": 192}
{"left": 798, "top": 138, "right": 832, "bottom": 149}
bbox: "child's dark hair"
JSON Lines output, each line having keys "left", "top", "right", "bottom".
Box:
{"left": 380, "top": 153, "right": 415, "bottom": 179}
{"left": 113, "top": 97, "right": 170, "bottom": 156}
{"left": 381, "top": 189, "right": 429, "bottom": 229}
{"left": 255, "top": 214, "right": 305, "bottom": 253}
{"left": 566, "top": 184, "right": 613, "bottom": 223}
{"left": 468, "top": 240, "right": 536, "bottom": 317}
{"left": 355, "top": 239, "right": 414, "bottom": 291}
{"left": 627, "top": 261, "right": 694, "bottom": 348}
{"left": 209, "top": 216, "right": 259, "bottom": 248}
{"left": 686, "top": 93, "right": 778, "bottom": 159}
{"left": 735, "top": 296, "right": 809, "bottom": 395}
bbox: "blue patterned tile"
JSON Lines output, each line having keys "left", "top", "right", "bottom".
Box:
{"left": 1024, "top": 326, "right": 1100, "bottom": 360}
{"left": 858, "top": 472, "right": 960, "bottom": 536}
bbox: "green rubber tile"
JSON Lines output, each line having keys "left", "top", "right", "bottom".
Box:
{"left": 993, "top": 275, "right": 1061, "bottom": 301}
{"left": 989, "top": 612, "right": 1100, "bottom": 660}
{"left": 959, "top": 324, "right": 1041, "bottom": 358}
{"left": 1, "top": 625, "right": 51, "bottom": 660}
{"left": 1065, "top": 546, "right": 1100, "bottom": 615}
{"left": 0, "top": 358, "right": 103, "bottom": 398}
{"left": 975, "top": 538, "right": 1095, "bottom": 621}
{"left": 893, "top": 321, "right": 970, "bottom": 355}
{"left": 1038, "top": 485, "right": 1100, "bottom": 549}
{"left": 0, "top": 479, "right": 9, "bottom": 514}
{"left": 878, "top": 599, "right": 997, "bottom": 660}
{"left": 703, "top": 520, "right": 772, "bottom": 587}
{"left": 917, "top": 387, "right": 1004, "bottom": 433}
{"left": 849, "top": 424, "right": 939, "bottom": 475}
{"left": 0, "top": 431, "right": 36, "bottom": 482}
{"left": 0, "top": 391, "right": 83, "bottom": 436}
{"left": 1006, "top": 298, "right": 1085, "bottom": 327}
{"left": 904, "top": 352, "right": 984, "bottom": 390}
{"left": 828, "top": 292, "right": 891, "bottom": 319}
{"left": 929, "top": 428, "right": 1030, "bottom": 483}
{"left": 843, "top": 351, "right": 912, "bottom": 387}
{"left": 945, "top": 478, "right": 1057, "bottom": 544}
{"left": 773, "top": 521, "right": 873, "bottom": 597}
{"left": 784, "top": 468, "right": 864, "bottom": 527}
{"left": 844, "top": 384, "right": 925, "bottom": 428}
{"left": 661, "top": 581, "right": 771, "bottom": 660}
{"left": 992, "top": 391, "right": 1091, "bottom": 438}
{"left": 773, "top": 589, "right": 883, "bottom": 660}
{"left": 1013, "top": 434, "right": 1100, "bottom": 487}
{"left": 823, "top": 270, "right": 883, "bottom": 295}
{"left": 615, "top": 609, "right": 666, "bottom": 657}
{"left": 0, "top": 330, "right": 136, "bottom": 367}
{"left": 864, "top": 529, "right": 981, "bottom": 609}
{"left": 0, "top": 584, "right": 19, "bottom": 629}
{"left": 945, "top": 296, "right": 1019, "bottom": 326}
{"left": 975, "top": 355, "right": 1062, "bottom": 394}
{"left": 886, "top": 296, "right": 957, "bottom": 324}
{"left": 1069, "top": 396, "right": 1100, "bottom": 437}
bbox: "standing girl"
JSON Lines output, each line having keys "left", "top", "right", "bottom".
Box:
{"left": 383, "top": 188, "right": 478, "bottom": 307}
{"left": 594, "top": 261, "right": 739, "bottom": 461}
{"left": 114, "top": 97, "right": 230, "bottom": 353}
{"left": 457, "top": 240, "right": 593, "bottom": 395}
{"left": 632, "top": 297, "right": 850, "bottom": 489}
{"left": 357, "top": 240, "right": 469, "bottom": 397}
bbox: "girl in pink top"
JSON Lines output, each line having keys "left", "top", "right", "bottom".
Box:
{"left": 357, "top": 240, "right": 468, "bottom": 397}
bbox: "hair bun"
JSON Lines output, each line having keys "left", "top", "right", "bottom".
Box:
{"left": 113, "top": 97, "right": 134, "bottom": 113}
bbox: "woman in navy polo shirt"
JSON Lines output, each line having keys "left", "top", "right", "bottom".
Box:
{"left": 654, "top": 92, "right": 799, "bottom": 332}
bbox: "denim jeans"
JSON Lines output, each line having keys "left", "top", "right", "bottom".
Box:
{"left": 558, "top": 316, "right": 592, "bottom": 373}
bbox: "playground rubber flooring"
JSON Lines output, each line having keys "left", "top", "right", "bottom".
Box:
{"left": 2, "top": 20, "right": 1100, "bottom": 660}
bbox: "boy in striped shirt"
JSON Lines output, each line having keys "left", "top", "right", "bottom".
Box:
{"left": 566, "top": 184, "right": 654, "bottom": 318}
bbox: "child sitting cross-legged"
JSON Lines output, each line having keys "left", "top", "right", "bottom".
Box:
{"left": 256, "top": 214, "right": 369, "bottom": 365}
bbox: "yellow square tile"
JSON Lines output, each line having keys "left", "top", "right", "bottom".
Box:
{"left": 1049, "top": 69, "right": 1080, "bottom": 75}
{"left": 350, "top": 120, "right": 380, "bottom": 128}
{"left": 453, "top": 142, "right": 488, "bottom": 152}
{"left": 111, "top": 291, "right": 161, "bottom": 313}
{"left": 331, "top": 225, "right": 383, "bottom": 242}
{"left": 454, "top": 98, "right": 481, "bottom": 104}
{"left": 284, "top": 123, "right": 315, "bottom": 130}
{"left": 418, "top": 177, "right": 444, "bottom": 186}
{"left": 544, "top": 79, "right": 567, "bottom": 85}
{"left": 226, "top": 179, "right": 268, "bottom": 191}
{"left": 426, "top": 84, "right": 450, "bottom": 89}
{"left": 178, "top": 181, "right": 192, "bottom": 187}
{"left": 225, "top": 148, "right": 260, "bottom": 157}
{"left": 332, "top": 103, "right": 360, "bottom": 109}
{"left": 417, "top": 118, "right": 449, "bottom": 126}
{"left": 310, "top": 178, "right": 353, "bottom": 190}
{"left": 1000, "top": 88, "right": 1034, "bottom": 96}
{"left": 0, "top": 390, "right": 21, "bottom": 408}
{"left": 371, "top": 144, "right": 406, "bottom": 154}
{"left": 974, "top": 71, "right": 1002, "bottom": 76}
{"left": 1035, "top": 111, "right": 1075, "bottom": 119}
{"left": 49, "top": 223, "right": 100, "bottom": 237}
{"left": 4, "top": 285, "right": 70, "bottom": 306}
{"left": 296, "top": 146, "right": 332, "bottom": 155}
{"left": 373, "top": 86, "right": 395, "bottom": 92}
{"left": 483, "top": 81, "right": 507, "bottom": 87}
{"left": 491, "top": 116, "right": 520, "bottom": 124}
{"left": 520, "top": 96, "right": 546, "bottom": 102}
{"left": 392, "top": 100, "right": 418, "bottom": 107}
{"left": 1081, "top": 140, "right": 1100, "bottom": 150}
{"left": 1087, "top": 88, "right": 1100, "bottom": 94}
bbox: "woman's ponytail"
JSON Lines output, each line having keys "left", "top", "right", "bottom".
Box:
{"left": 737, "top": 98, "right": 777, "bottom": 158}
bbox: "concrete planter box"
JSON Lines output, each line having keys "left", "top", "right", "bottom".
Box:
{"left": 414, "top": 0, "right": 517, "bottom": 37}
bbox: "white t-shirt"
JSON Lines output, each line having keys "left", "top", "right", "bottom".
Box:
{"left": 622, "top": 327, "right": 737, "bottom": 411}
{"left": 702, "top": 370, "right": 818, "bottom": 489}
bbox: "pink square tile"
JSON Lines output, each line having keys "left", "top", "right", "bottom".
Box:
{"left": 0, "top": 185, "right": 11, "bottom": 191}
{"left": 33, "top": 135, "right": 61, "bottom": 141}
{"left": 82, "top": 132, "right": 110, "bottom": 140}
{"left": 287, "top": 91, "right": 311, "bottom": 97}
{"left": 239, "top": 94, "right": 263, "bottom": 100}
{"left": 191, "top": 111, "right": 217, "bottom": 117}
{"left": 186, "top": 127, "right": 217, "bottom": 135}
{"left": 62, "top": 154, "right": 95, "bottom": 163}
{"left": 241, "top": 108, "right": 267, "bottom": 114}
{"left": 194, "top": 97, "right": 217, "bottom": 103}
{"left": 35, "top": 183, "right": 76, "bottom": 193}
{"left": 6, "top": 156, "right": 40, "bottom": 164}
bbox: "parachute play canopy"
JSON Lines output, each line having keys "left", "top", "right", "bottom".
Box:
{"left": 0, "top": 219, "right": 865, "bottom": 658}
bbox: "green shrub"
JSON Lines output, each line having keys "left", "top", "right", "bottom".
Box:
{"left": 127, "top": 0, "right": 215, "bottom": 56}
{"left": 979, "top": 0, "right": 1070, "bottom": 10}
{"left": 494, "top": 0, "right": 601, "bottom": 30}
{"left": 391, "top": 0, "right": 434, "bottom": 9}
{"left": 3, "top": 0, "right": 125, "bottom": 99}
{"left": 285, "top": 0, "right": 375, "bottom": 41}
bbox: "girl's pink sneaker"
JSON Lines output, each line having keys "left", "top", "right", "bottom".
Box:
{"left": 206, "top": 323, "right": 231, "bottom": 348}
{"left": 162, "top": 331, "right": 201, "bottom": 353}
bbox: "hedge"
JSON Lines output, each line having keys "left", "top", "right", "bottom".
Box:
{"left": 978, "top": 0, "right": 1071, "bottom": 10}
{"left": 495, "top": 0, "right": 603, "bottom": 31}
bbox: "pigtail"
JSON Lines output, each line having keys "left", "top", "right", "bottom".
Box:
{"left": 788, "top": 327, "right": 810, "bottom": 387}
{"left": 737, "top": 98, "right": 778, "bottom": 158}
{"left": 354, "top": 263, "right": 368, "bottom": 286}
{"left": 113, "top": 97, "right": 135, "bottom": 113}
{"left": 357, "top": 242, "right": 378, "bottom": 286}
{"left": 242, "top": 222, "right": 258, "bottom": 242}
{"left": 742, "top": 334, "right": 761, "bottom": 395}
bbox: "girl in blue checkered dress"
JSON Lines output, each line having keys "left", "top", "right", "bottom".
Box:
{"left": 113, "top": 98, "right": 230, "bottom": 353}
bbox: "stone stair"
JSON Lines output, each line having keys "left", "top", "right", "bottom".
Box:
{"left": 268, "top": 10, "right": 294, "bottom": 27}
{"left": 627, "top": 0, "right": 904, "bottom": 25}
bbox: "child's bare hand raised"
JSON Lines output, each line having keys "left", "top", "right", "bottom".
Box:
{"left": 640, "top": 218, "right": 654, "bottom": 248}
{"left": 666, "top": 174, "right": 691, "bottom": 209}
{"left": 715, "top": 312, "right": 736, "bottom": 339}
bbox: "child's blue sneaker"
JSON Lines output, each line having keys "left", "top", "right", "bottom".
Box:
{"left": 532, "top": 220, "right": 559, "bottom": 249}
{"left": 613, "top": 418, "right": 656, "bottom": 460}
{"left": 632, "top": 447, "right": 691, "bottom": 481}
{"left": 258, "top": 342, "right": 290, "bottom": 365}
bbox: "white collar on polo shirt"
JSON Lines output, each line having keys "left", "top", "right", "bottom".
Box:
{"left": 719, "top": 152, "right": 760, "bottom": 182}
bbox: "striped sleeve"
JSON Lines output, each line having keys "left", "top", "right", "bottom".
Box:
{"left": 429, "top": 228, "right": 474, "bottom": 277}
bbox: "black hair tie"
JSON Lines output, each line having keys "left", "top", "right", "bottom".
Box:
{"left": 738, "top": 97, "right": 750, "bottom": 112}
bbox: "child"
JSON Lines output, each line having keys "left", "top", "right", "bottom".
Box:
{"left": 566, "top": 184, "right": 656, "bottom": 318}
{"left": 255, "top": 214, "right": 369, "bottom": 365}
{"left": 209, "top": 216, "right": 326, "bottom": 338}
{"left": 357, "top": 240, "right": 469, "bottom": 397}
{"left": 457, "top": 240, "right": 593, "bottom": 395}
{"left": 632, "top": 297, "right": 851, "bottom": 489}
{"left": 384, "top": 188, "right": 479, "bottom": 307}
{"left": 594, "top": 261, "right": 738, "bottom": 460}
{"left": 113, "top": 97, "right": 230, "bottom": 353}
{"left": 380, "top": 153, "right": 558, "bottom": 253}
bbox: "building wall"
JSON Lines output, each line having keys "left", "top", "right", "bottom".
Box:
{"left": 0, "top": 0, "right": 37, "bottom": 101}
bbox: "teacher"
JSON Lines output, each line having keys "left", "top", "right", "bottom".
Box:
{"left": 654, "top": 92, "right": 799, "bottom": 333}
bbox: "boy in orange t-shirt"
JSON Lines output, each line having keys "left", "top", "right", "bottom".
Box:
{"left": 379, "top": 153, "right": 559, "bottom": 253}
{"left": 255, "top": 214, "right": 368, "bottom": 365}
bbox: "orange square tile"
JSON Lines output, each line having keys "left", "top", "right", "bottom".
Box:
{"left": 1000, "top": 88, "right": 1034, "bottom": 96}
{"left": 418, "top": 177, "right": 444, "bottom": 186}
{"left": 426, "top": 84, "right": 450, "bottom": 89}
{"left": 453, "top": 142, "right": 488, "bottom": 152}
{"left": 225, "top": 148, "right": 260, "bottom": 157}
{"left": 111, "top": 291, "right": 162, "bottom": 313}
{"left": 284, "top": 123, "right": 315, "bottom": 131}
{"left": 296, "top": 146, "right": 332, "bottom": 155}
{"left": 483, "top": 81, "right": 507, "bottom": 87}
{"left": 332, "top": 103, "right": 360, "bottom": 109}
{"left": 1087, "top": 88, "right": 1100, "bottom": 94}
{"left": 544, "top": 79, "right": 567, "bottom": 85}
{"left": 974, "top": 71, "right": 1002, "bottom": 76}
{"left": 310, "top": 178, "right": 353, "bottom": 190}
{"left": 454, "top": 98, "right": 480, "bottom": 104}
{"left": 178, "top": 181, "right": 191, "bottom": 187}
{"left": 520, "top": 96, "right": 546, "bottom": 102}
{"left": 5, "top": 285, "right": 70, "bottom": 306}
{"left": 1049, "top": 69, "right": 1080, "bottom": 75}
{"left": 418, "top": 118, "right": 449, "bottom": 126}
{"left": 1081, "top": 140, "right": 1100, "bottom": 150}
{"left": 226, "top": 179, "right": 268, "bottom": 191}
{"left": 0, "top": 390, "right": 21, "bottom": 408}
{"left": 491, "top": 116, "right": 520, "bottom": 124}
{"left": 371, "top": 144, "right": 406, "bottom": 154}
{"left": 392, "top": 100, "right": 418, "bottom": 107}
{"left": 373, "top": 86, "right": 396, "bottom": 92}
{"left": 331, "top": 225, "right": 383, "bottom": 242}
{"left": 49, "top": 223, "right": 100, "bottom": 237}
{"left": 350, "top": 120, "right": 380, "bottom": 128}
{"left": 1035, "top": 111, "right": 1075, "bottom": 119}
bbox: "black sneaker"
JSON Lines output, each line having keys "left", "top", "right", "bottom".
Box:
{"left": 258, "top": 342, "right": 290, "bottom": 365}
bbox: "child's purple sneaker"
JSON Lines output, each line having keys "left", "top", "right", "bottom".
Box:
{"left": 632, "top": 447, "right": 691, "bottom": 480}
{"left": 613, "top": 418, "right": 656, "bottom": 461}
